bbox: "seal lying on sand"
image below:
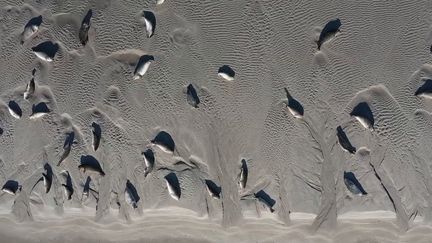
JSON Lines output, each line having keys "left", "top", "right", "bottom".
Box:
{"left": 133, "top": 55, "right": 154, "bottom": 80}
{"left": 317, "top": 18, "right": 341, "bottom": 50}
{"left": 336, "top": 126, "right": 356, "bottom": 154}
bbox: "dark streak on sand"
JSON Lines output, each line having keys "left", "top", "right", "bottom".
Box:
{"left": 91, "top": 122, "right": 101, "bottom": 151}
{"left": 8, "top": 101, "right": 22, "bottom": 118}
{"left": 186, "top": 84, "right": 200, "bottom": 108}
{"left": 79, "top": 155, "right": 105, "bottom": 176}
{"left": 142, "top": 148, "right": 155, "bottom": 177}
{"left": 336, "top": 126, "right": 356, "bottom": 154}
{"left": 317, "top": 18, "right": 341, "bottom": 50}
{"left": 57, "top": 132, "right": 74, "bottom": 166}
{"left": 62, "top": 170, "right": 74, "bottom": 200}
{"left": 205, "top": 179, "right": 221, "bottom": 199}
{"left": 79, "top": 9, "right": 92, "bottom": 46}
{"left": 143, "top": 11, "right": 156, "bottom": 38}
{"left": 343, "top": 171, "right": 367, "bottom": 195}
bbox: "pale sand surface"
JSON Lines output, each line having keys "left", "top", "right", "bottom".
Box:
{"left": 1, "top": 0, "right": 432, "bottom": 242}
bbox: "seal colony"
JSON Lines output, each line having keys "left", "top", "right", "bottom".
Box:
{"left": 1, "top": 1, "right": 432, "bottom": 242}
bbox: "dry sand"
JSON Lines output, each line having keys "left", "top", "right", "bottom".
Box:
{"left": 1, "top": 0, "right": 432, "bottom": 242}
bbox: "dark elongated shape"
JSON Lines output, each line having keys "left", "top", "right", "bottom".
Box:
{"left": 142, "top": 148, "right": 155, "bottom": 177}
{"left": 344, "top": 171, "right": 367, "bottom": 196}
{"left": 57, "top": 132, "right": 74, "bottom": 166}
{"left": 186, "top": 84, "right": 200, "bottom": 108}
{"left": 32, "top": 41, "right": 59, "bottom": 62}
{"left": 238, "top": 159, "right": 248, "bottom": 189}
{"left": 205, "top": 179, "right": 221, "bottom": 199}
{"left": 336, "top": 126, "right": 356, "bottom": 154}
{"left": 2, "top": 180, "right": 20, "bottom": 195}
{"left": 284, "top": 88, "right": 304, "bottom": 119}
{"left": 151, "top": 131, "right": 175, "bottom": 153}
{"left": 317, "top": 18, "right": 341, "bottom": 50}
{"left": 79, "top": 9, "right": 92, "bottom": 46}
{"left": 350, "top": 102, "right": 374, "bottom": 130}
{"left": 8, "top": 101, "right": 22, "bottom": 119}
{"left": 91, "top": 122, "right": 101, "bottom": 151}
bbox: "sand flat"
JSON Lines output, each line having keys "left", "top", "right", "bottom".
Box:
{"left": 1, "top": 0, "right": 432, "bottom": 242}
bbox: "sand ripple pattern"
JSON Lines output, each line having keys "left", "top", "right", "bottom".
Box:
{"left": 0, "top": 0, "right": 432, "bottom": 242}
